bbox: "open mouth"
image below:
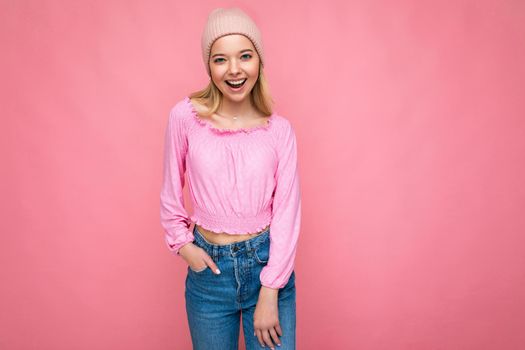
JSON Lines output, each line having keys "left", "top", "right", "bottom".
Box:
{"left": 225, "top": 78, "right": 247, "bottom": 89}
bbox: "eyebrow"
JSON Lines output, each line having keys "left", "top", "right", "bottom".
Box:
{"left": 211, "top": 49, "right": 254, "bottom": 58}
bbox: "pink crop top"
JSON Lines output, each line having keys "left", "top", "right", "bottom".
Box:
{"left": 160, "top": 96, "right": 302, "bottom": 289}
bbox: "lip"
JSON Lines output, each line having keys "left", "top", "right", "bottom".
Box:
{"left": 225, "top": 78, "right": 247, "bottom": 82}
{"left": 225, "top": 78, "right": 247, "bottom": 92}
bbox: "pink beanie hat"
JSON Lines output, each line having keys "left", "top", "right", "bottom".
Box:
{"left": 201, "top": 7, "right": 265, "bottom": 77}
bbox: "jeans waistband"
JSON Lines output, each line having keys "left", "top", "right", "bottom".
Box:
{"left": 192, "top": 224, "right": 270, "bottom": 258}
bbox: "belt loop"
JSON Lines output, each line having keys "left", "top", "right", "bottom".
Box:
{"left": 213, "top": 245, "right": 218, "bottom": 261}
{"left": 245, "top": 239, "right": 252, "bottom": 257}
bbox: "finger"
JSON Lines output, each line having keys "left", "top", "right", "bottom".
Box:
{"left": 269, "top": 327, "right": 281, "bottom": 346}
{"left": 275, "top": 323, "right": 283, "bottom": 337}
{"left": 262, "top": 328, "right": 276, "bottom": 349}
{"left": 190, "top": 263, "right": 207, "bottom": 272}
{"left": 203, "top": 255, "right": 221, "bottom": 274}
{"left": 255, "top": 329, "right": 265, "bottom": 348}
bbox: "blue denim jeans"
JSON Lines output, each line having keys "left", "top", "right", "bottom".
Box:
{"left": 185, "top": 224, "right": 296, "bottom": 350}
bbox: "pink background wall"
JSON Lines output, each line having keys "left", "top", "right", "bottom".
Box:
{"left": 2, "top": 1, "right": 524, "bottom": 349}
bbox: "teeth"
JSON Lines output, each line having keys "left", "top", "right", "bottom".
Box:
{"left": 227, "top": 79, "right": 246, "bottom": 84}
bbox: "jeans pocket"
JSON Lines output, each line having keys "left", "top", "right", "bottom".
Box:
{"left": 254, "top": 241, "right": 270, "bottom": 265}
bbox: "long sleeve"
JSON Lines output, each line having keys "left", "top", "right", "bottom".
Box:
{"left": 160, "top": 105, "right": 194, "bottom": 256}
{"left": 260, "top": 120, "right": 302, "bottom": 289}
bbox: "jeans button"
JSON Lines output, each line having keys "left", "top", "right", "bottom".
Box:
{"left": 233, "top": 246, "right": 239, "bottom": 252}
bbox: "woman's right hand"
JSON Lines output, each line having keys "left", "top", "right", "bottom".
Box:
{"left": 179, "top": 242, "right": 221, "bottom": 274}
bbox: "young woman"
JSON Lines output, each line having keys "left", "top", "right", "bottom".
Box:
{"left": 160, "top": 7, "right": 301, "bottom": 350}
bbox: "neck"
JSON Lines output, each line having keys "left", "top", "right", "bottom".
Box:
{"left": 219, "top": 96, "right": 255, "bottom": 118}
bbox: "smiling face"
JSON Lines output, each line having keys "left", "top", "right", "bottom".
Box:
{"left": 209, "top": 34, "right": 260, "bottom": 104}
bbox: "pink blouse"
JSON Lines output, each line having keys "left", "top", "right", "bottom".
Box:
{"left": 160, "top": 96, "right": 302, "bottom": 289}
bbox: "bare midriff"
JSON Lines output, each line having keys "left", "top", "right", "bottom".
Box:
{"left": 195, "top": 224, "right": 269, "bottom": 245}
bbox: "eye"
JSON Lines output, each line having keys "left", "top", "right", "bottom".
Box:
{"left": 213, "top": 54, "right": 251, "bottom": 64}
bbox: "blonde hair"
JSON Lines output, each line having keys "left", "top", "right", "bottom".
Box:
{"left": 188, "top": 61, "right": 274, "bottom": 118}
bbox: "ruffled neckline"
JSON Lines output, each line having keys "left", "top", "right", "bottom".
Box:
{"left": 184, "top": 96, "right": 275, "bottom": 135}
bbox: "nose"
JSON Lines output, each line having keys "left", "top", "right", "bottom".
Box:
{"left": 228, "top": 59, "right": 241, "bottom": 74}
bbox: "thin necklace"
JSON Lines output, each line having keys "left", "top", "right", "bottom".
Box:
{"left": 215, "top": 111, "right": 242, "bottom": 121}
